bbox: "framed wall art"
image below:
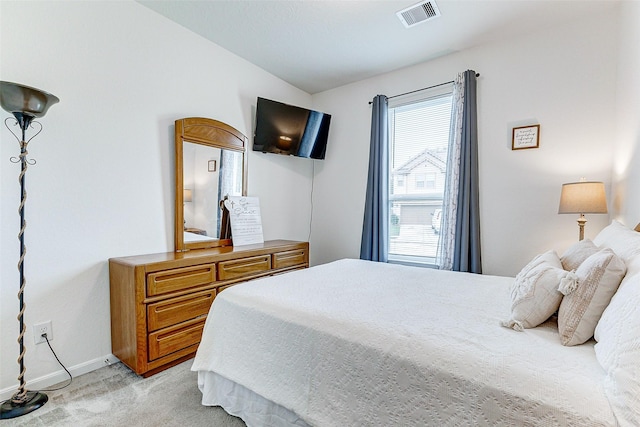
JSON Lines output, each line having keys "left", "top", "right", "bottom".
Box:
{"left": 512, "top": 124, "right": 540, "bottom": 150}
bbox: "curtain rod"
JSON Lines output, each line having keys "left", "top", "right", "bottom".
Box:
{"left": 368, "top": 72, "right": 480, "bottom": 105}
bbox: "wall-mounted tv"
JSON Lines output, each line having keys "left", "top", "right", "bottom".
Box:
{"left": 253, "top": 97, "right": 331, "bottom": 160}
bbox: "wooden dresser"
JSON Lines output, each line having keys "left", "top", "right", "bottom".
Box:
{"left": 109, "top": 240, "right": 309, "bottom": 377}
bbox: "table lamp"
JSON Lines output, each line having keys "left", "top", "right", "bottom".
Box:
{"left": 558, "top": 180, "right": 607, "bottom": 240}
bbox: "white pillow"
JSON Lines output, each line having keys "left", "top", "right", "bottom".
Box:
{"left": 591, "top": 221, "right": 640, "bottom": 424}
{"left": 557, "top": 248, "right": 626, "bottom": 346}
{"left": 593, "top": 274, "right": 640, "bottom": 426}
{"left": 502, "top": 251, "right": 569, "bottom": 331}
{"left": 593, "top": 220, "right": 640, "bottom": 264}
{"left": 560, "top": 238, "right": 599, "bottom": 271}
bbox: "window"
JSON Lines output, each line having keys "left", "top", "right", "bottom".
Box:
{"left": 388, "top": 88, "right": 453, "bottom": 266}
{"left": 425, "top": 173, "right": 436, "bottom": 189}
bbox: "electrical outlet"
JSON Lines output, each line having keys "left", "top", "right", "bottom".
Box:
{"left": 33, "top": 321, "right": 53, "bottom": 344}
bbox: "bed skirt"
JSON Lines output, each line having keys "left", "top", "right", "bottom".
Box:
{"left": 198, "top": 370, "right": 310, "bottom": 427}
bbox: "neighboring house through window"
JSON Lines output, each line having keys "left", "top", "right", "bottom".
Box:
{"left": 388, "top": 86, "right": 453, "bottom": 266}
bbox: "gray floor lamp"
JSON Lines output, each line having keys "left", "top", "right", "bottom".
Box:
{"left": 0, "top": 81, "right": 59, "bottom": 419}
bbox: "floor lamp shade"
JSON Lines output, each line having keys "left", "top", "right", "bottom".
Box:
{"left": 0, "top": 81, "right": 59, "bottom": 419}
{"left": 558, "top": 181, "right": 607, "bottom": 240}
{"left": 0, "top": 81, "right": 59, "bottom": 118}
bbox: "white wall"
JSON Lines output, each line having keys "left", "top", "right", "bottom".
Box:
{"left": 311, "top": 7, "right": 619, "bottom": 276}
{"left": 0, "top": 0, "right": 313, "bottom": 396}
{"left": 612, "top": 1, "right": 640, "bottom": 227}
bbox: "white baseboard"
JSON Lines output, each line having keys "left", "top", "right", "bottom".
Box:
{"left": 0, "top": 353, "right": 120, "bottom": 402}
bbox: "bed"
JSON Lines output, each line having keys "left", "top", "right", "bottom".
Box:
{"left": 191, "top": 221, "right": 640, "bottom": 426}
{"left": 183, "top": 230, "right": 217, "bottom": 243}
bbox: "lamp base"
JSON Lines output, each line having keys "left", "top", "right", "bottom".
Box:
{"left": 0, "top": 391, "right": 48, "bottom": 419}
{"left": 577, "top": 214, "right": 587, "bottom": 241}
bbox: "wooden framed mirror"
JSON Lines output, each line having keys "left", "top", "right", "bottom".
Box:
{"left": 175, "top": 117, "right": 248, "bottom": 251}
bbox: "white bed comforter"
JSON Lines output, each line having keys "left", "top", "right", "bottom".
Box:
{"left": 192, "top": 259, "right": 616, "bottom": 426}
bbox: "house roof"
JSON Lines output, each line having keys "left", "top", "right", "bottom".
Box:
{"left": 394, "top": 149, "right": 446, "bottom": 174}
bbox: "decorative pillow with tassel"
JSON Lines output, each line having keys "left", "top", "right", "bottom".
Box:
{"left": 502, "top": 251, "right": 574, "bottom": 331}
{"left": 558, "top": 247, "right": 626, "bottom": 346}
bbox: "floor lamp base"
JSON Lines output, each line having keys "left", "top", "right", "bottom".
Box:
{"left": 0, "top": 391, "right": 48, "bottom": 419}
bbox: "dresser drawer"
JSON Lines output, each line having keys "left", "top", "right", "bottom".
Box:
{"left": 147, "top": 264, "right": 215, "bottom": 297}
{"left": 273, "top": 249, "right": 307, "bottom": 269}
{"left": 218, "top": 255, "right": 271, "bottom": 281}
{"left": 148, "top": 318, "right": 205, "bottom": 361}
{"left": 147, "top": 289, "right": 215, "bottom": 332}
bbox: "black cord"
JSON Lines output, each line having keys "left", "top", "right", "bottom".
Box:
{"left": 37, "top": 333, "right": 73, "bottom": 392}
{"left": 308, "top": 160, "right": 315, "bottom": 242}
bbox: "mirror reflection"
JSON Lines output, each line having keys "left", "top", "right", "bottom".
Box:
{"left": 182, "top": 141, "right": 244, "bottom": 244}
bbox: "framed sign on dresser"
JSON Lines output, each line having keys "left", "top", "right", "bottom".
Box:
{"left": 109, "top": 239, "right": 309, "bottom": 377}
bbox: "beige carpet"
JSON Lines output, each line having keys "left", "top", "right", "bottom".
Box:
{"left": 3, "top": 360, "right": 246, "bottom": 427}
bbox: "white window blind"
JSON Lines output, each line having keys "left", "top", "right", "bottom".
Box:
{"left": 388, "top": 90, "right": 453, "bottom": 266}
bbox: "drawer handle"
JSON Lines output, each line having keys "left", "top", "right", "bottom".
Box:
{"left": 154, "top": 267, "right": 212, "bottom": 282}
{"left": 224, "top": 260, "right": 267, "bottom": 271}
{"left": 277, "top": 251, "right": 304, "bottom": 259}
{"left": 152, "top": 293, "right": 214, "bottom": 313}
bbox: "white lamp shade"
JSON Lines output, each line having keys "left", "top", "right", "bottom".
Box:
{"left": 558, "top": 181, "right": 607, "bottom": 214}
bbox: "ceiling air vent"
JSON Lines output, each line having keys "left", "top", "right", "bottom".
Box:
{"left": 396, "top": 0, "right": 441, "bottom": 28}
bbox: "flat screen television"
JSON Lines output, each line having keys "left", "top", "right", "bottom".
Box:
{"left": 253, "top": 97, "right": 331, "bottom": 160}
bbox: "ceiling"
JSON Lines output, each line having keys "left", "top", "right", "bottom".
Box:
{"left": 138, "top": 0, "right": 618, "bottom": 94}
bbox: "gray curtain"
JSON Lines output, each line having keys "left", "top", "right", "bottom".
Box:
{"left": 452, "top": 70, "right": 482, "bottom": 273}
{"left": 360, "top": 95, "right": 389, "bottom": 262}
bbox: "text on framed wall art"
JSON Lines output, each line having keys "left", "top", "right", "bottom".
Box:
{"left": 512, "top": 124, "right": 540, "bottom": 150}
